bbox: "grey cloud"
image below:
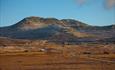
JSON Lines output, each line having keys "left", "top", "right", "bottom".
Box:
{"left": 106, "top": 0, "right": 115, "bottom": 9}
{"left": 76, "top": 0, "right": 86, "bottom": 5}
{"left": 76, "top": 0, "right": 115, "bottom": 9}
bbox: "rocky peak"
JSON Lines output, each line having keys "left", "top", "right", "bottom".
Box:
{"left": 11, "top": 16, "right": 46, "bottom": 30}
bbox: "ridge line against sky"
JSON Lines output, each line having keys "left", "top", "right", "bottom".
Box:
{"left": 0, "top": 0, "right": 115, "bottom": 27}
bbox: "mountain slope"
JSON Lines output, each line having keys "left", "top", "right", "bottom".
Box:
{"left": 0, "top": 16, "right": 115, "bottom": 43}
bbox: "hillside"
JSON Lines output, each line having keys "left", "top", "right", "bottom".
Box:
{"left": 0, "top": 16, "right": 115, "bottom": 44}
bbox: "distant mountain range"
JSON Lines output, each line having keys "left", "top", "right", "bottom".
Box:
{"left": 0, "top": 16, "right": 115, "bottom": 44}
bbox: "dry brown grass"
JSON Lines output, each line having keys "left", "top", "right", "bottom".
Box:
{"left": 0, "top": 38, "right": 115, "bottom": 70}
{"left": 0, "top": 51, "right": 115, "bottom": 70}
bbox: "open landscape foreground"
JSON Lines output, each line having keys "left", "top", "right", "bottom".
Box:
{"left": 0, "top": 16, "right": 115, "bottom": 70}
{"left": 0, "top": 50, "right": 115, "bottom": 70}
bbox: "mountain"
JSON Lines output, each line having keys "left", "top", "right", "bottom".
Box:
{"left": 0, "top": 16, "right": 115, "bottom": 44}
{"left": 98, "top": 37, "right": 115, "bottom": 43}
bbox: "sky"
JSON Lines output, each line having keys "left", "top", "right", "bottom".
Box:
{"left": 0, "top": 0, "right": 115, "bottom": 27}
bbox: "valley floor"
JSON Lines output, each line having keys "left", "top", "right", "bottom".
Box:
{"left": 0, "top": 52, "right": 115, "bottom": 70}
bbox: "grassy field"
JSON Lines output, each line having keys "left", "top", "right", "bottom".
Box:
{"left": 0, "top": 51, "right": 115, "bottom": 70}
{"left": 0, "top": 43, "right": 115, "bottom": 70}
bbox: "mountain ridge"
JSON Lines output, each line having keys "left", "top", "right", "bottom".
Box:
{"left": 0, "top": 16, "right": 115, "bottom": 44}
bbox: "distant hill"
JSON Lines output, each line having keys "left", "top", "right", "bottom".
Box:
{"left": 0, "top": 16, "right": 115, "bottom": 44}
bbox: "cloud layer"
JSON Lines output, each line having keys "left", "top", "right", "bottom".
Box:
{"left": 76, "top": 0, "right": 115, "bottom": 9}
{"left": 106, "top": 0, "right": 115, "bottom": 9}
